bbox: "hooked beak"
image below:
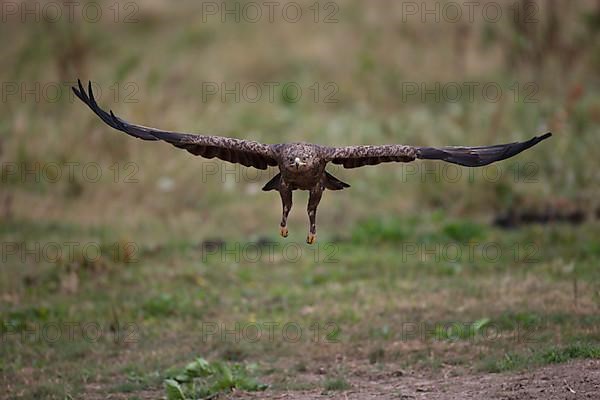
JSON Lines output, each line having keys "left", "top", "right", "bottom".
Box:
{"left": 294, "top": 157, "right": 306, "bottom": 168}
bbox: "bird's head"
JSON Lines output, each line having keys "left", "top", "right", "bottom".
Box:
{"left": 281, "top": 143, "right": 319, "bottom": 172}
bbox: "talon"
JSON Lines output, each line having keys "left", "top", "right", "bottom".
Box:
{"left": 306, "top": 234, "right": 316, "bottom": 244}
{"left": 280, "top": 226, "right": 288, "bottom": 238}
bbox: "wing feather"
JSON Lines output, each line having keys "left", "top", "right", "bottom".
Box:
{"left": 326, "top": 144, "right": 418, "bottom": 168}
{"left": 72, "top": 80, "right": 278, "bottom": 169}
{"left": 325, "top": 134, "right": 551, "bottom": 168}
{"left": 416, "top": 133, "right": 552, "bottom": 167}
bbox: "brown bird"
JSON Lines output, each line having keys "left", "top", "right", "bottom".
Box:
{"left": 73, "top": 80, "right": 551, "bottom": 244}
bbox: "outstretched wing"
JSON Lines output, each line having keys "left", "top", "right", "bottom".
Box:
{"left": 326, "top": 133, "right": 551, "bottom": 168}
{"left": 72, "top": 80, "right": 278, "bottom": 169}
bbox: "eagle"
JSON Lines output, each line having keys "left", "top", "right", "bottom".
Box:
{"left": 73, "top": 80, "right": 551, "bottom": 244}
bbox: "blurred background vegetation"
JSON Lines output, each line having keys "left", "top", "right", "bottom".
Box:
{"left": 1, "top": 0, "right": 600, "bottom": 398}
{"left": 1, "top": 0, "right": 599, "bottom": 232}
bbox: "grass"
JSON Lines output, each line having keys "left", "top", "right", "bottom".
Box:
{"left": 323, "top": 377, "right": 351, "bottom": 391}
{"left": 2, "top": 217, "right": 600, "bottom": 398}
{"left": 481, "top": 343, "right": 600, "bottom": 373}
{"left": 2, "top": 1, "right": 600, "bottom": 398}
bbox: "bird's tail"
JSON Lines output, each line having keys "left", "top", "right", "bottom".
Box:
{"left": 324, "top": 171, "right": 351, "bottom": 190}
{"left": 262, "top": 173, "right": 282, "bottom": 191}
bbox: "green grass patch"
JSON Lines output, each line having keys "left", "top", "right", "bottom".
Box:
{"left": 481, "top": 343, "right": 600, "bottom": 373}
{"left": 323, "top": 377, "right": 351, "bottom": 391}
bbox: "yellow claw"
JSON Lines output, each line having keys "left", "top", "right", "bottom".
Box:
{"left": 306, "top": 234, "right": 316, "bottom": 245}
{"left": 280, "top": 226, "right": 288, "bottom": 238}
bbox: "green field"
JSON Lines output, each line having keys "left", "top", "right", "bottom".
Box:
{"left": 1, "top": 1, "right": 600, "bottom": 398}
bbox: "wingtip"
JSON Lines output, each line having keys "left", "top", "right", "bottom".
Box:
{"left": 532, "top": 132, "right": 552, "bottom": 145}
{"left": 72, "top": 79, "right": 87, "bottom": 103}
{"left": 87, "top": 80, "right": 95, "bottom": 101}
{"left": 109, "top": 110, "right": 119, "bottom": 123}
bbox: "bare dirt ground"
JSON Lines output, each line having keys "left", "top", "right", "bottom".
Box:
{"left": 229, "top": 359, "right": 600, "bottom": 400}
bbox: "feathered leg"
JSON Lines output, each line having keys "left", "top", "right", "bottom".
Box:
{"left": 279, "top": 184, "right": 292, "bottom": 238}
{"left": 306, "top": 185, "right": 323, "bottom": 244}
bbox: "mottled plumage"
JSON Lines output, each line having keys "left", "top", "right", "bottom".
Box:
{"left": 73, "top": 80, "right": 551, "bottom": 243}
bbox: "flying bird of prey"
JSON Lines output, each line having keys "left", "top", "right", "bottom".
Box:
{"left": 73, "top": 80, "right": 551, "bottom": 244}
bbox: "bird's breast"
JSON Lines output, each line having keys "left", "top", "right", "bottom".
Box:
{"left": 280, "top": 166, "right": 322, "bottom": 190}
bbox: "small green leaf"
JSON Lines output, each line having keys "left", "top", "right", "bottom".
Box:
{"left": 184, "top": 358, "right": 212, "bottom": 377}
{"left": 164, "top": 379, "right": 186, "bottom": 400}
{"left": 473, "top": 318, "right": 491, "bottom": 333}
